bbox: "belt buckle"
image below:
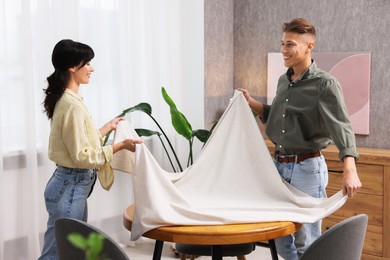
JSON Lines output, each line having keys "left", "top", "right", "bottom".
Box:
{"left": 275, "top": 154, "right": 284, "bottom": 161}
{"left": 276, "top": 154, "right": 298, "bottom": 163}
{"left": 293, "top": 155, "right": 298, "bottom": 163}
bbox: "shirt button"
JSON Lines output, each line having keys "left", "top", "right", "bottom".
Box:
{"left": 279, "top": 145, "right": 282, "bottom": 149}
{"left": 282, "top": 130, "right": 285, "bottom": 133}
{"left": 285, "top": 98, "right": 289, "bottom": 102}
{"left": 289, "top": 83, "right": 293, "bottom": 87}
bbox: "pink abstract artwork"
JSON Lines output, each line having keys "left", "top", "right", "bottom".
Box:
{"left": 267, "top": 52, "right": 371, "bottom": 135}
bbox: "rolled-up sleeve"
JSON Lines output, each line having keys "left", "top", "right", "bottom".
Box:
{"left": 318, "top": 78, "right": 359, "bottom": 161}
{"left": 61, "top": 105, "right": 113, "bottom": 169}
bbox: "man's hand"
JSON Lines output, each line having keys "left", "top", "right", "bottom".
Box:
{"left": 237, "top": 88, "right": 251, "bottom": 101}
{"left": 342, "top": 156, "right": 362, "bottom": 197}
{"left": 237, "top": 88, "right": 264, "bottom": 116}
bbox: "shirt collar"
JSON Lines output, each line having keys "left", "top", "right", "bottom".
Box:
{"left": 286, "top": 59, "right": 317, "bottom": 82}
{"left": 65, "top": 88, "right": 83, "bottom": 102}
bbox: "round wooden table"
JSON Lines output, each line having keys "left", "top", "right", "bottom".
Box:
{"left": 123, "top": 205, "right": 302, "bottom": 260}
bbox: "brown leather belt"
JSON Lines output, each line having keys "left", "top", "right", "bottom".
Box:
{"left": 275, "top": 151, "right": 321, "bottom": 163}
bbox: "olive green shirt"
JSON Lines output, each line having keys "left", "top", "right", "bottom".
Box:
{"left": 263, "top": 61, "right": 358, "bottom": 161}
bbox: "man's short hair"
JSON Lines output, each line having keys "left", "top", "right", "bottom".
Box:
{"left": 283, "top": 18, "right": 316, "bottom": 37}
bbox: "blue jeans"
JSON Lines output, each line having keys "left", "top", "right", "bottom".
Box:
{"left": 274, "top": 155, "right": 328, "bottom": 260}
{"left": 38, "top": 166, "right": 97, "bottom": 260}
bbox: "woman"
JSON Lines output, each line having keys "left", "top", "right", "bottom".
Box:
{"left": 39, "top": 39, "right": 142, "bottom": 259}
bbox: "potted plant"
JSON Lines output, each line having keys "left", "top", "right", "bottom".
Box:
{"left": 104, "top": 87, "right": 218, "bottom": 258}
{"left": 104, "top": 87, "right": 214, "bottom": 172}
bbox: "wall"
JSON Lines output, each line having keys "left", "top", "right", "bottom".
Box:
{"left": 204, "top": 0, "right": 234, "bottom": 129}
{"left": 205, "top": 0, "right": 390, "bottom": 149}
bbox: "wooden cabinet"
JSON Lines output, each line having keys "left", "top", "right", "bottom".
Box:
{"left": 322, "top": 145, "right": 390, "bottom": 260}
{"left": 265, "top": 140, "right": 390, "bottom": 259}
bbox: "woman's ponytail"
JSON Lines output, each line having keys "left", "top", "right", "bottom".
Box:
{"left": 43, "top": 70, "right": 69, "bottom": 119}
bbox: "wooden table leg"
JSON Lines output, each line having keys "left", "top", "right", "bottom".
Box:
{"left": 152, "top": 240, "right": 164, "bottom": 260}
{"left": 268, "top": 239, "right": 279, "bottom": 260}
{"left": 211, "top": 245, "right": 222, "bottom": 260}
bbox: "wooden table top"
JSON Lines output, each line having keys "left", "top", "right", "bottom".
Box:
{"left": 123, "top": 205, "right": 302, "bottom": 245}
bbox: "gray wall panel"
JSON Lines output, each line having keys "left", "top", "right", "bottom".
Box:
{"left": 204, "top": 0, "right": 234, "bottom": 129}
{"left": 205, "top": 0, "right": 390, "bottom": 149}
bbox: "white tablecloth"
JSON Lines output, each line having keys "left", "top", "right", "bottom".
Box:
{"left": 112, "top": 91, "right": 347, "bottom": 241}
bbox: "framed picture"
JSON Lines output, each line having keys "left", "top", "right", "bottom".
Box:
{"left": 267, "top": 52, "right": 371, "bottom": 135}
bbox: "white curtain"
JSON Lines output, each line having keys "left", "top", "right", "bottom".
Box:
{"left": 0, "top": 0, "right": 204, "bottom": 259}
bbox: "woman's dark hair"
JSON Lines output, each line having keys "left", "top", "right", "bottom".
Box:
{"left": 43, "top": 39, "right": 94, "bottom": 119}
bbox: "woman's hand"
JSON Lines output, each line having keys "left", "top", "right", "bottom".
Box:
{"left": 100, "top": 117, "right": 124, "bottom": 137}
{"left": 122, "top": 139, "right": 143, "bottom": 152}
{"left": 112, "top": 138, "right": 143, "bottom": 153}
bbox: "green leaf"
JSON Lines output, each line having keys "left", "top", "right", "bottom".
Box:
{"left": 104, "top": 102, "right": 153, "bottom": 146}
{"left": 170, "top": 109, "right": 193, "bottom": 140}
{"left": 67, "top": 233, "right": 88, "bottom": 250}
{"left": 87, "top": 233, "right": 104, "bottom": 259}
{"left": 161, "top": 87, "right": 177, "bottom": 110}
{"left": 135, "top": 128, "right": 161, "bottom": 137}
{"left": 121, "top": 102, "right": 152, "bottom": 116}
{"left": 193, "top": 129, "right": 211, "bottom": 143}
{"left": 161, "top": 87, "right": 193, "bottom": 140}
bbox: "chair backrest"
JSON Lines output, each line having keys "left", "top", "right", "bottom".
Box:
{"left": 55, "top": 217, "right": 129, "bottom": 260}
{"left": 299, "top": 214, "right": 368, "bottom": 260}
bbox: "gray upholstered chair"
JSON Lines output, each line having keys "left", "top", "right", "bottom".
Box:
{"left": 299, "top": 214, "right": 368, "bottom": 260}
{"left": 54, "top": 217, "right": 129, "bottom": 260}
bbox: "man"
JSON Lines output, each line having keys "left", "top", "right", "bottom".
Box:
{"left": 239, "top": 18, "right": 362, "bottom": 260}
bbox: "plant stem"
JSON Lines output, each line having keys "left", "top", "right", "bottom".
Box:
{"left": 147, "top": 114, "right": 183, "bottom": 172}
{"left": 157, "top": 135, "right": 177, "bottom": 172}
{"left": 187, "top": 137, "right": 194, "bottom": 167}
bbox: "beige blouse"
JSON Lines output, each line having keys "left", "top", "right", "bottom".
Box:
{"left": 48, "top": 89, "right": 114, "bottom": 189}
